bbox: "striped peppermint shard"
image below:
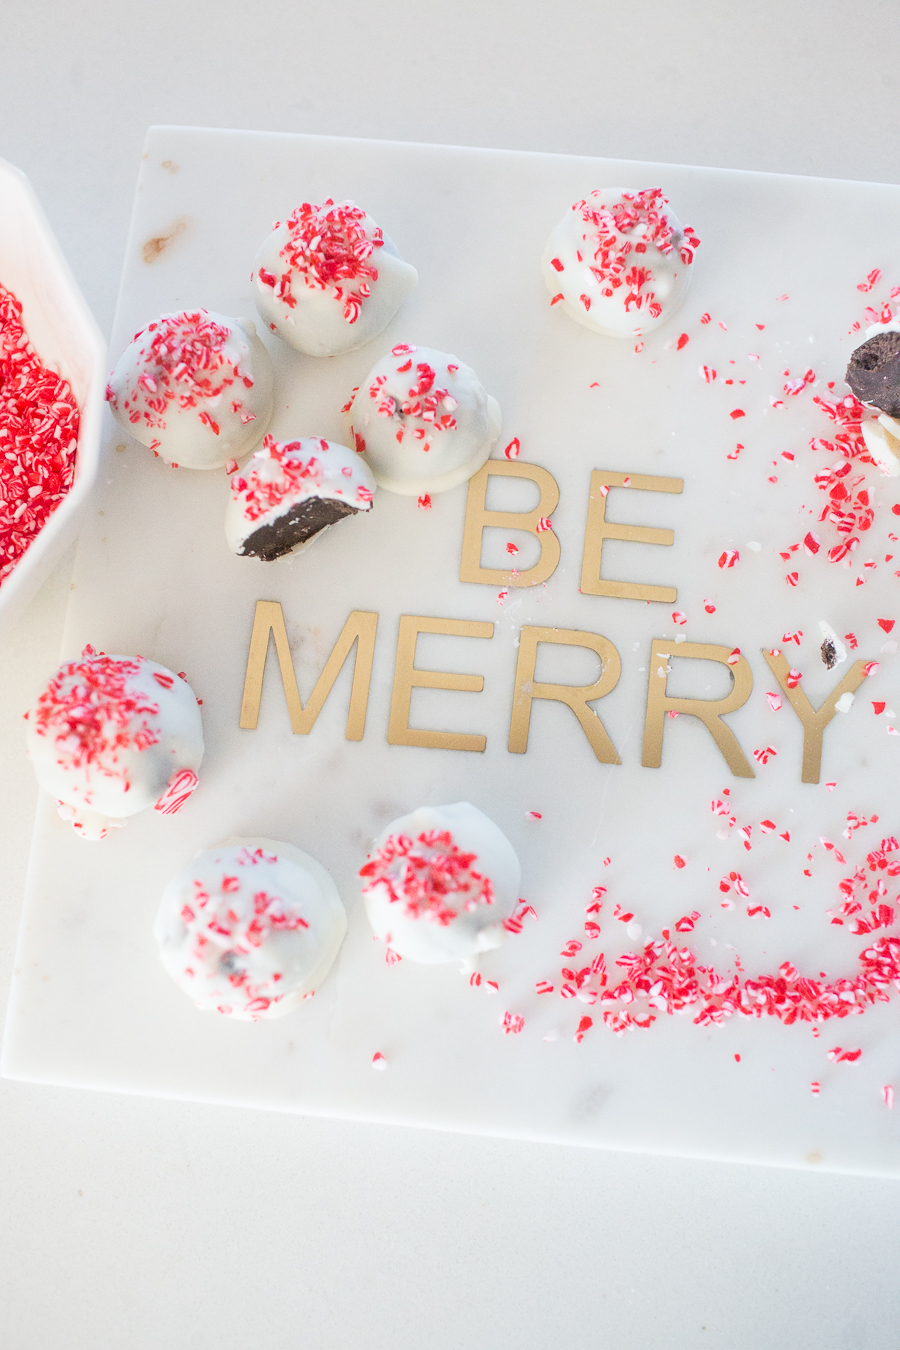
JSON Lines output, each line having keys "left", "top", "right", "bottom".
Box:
{"left": 154, "top": 768, "right": 200, "bottom": 815}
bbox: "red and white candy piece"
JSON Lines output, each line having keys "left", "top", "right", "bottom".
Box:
{"left": 154, "top": 768, "right": 200, "bottom": 815}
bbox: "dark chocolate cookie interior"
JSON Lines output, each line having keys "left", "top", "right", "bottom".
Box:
{"left": 846, "top": 331, "right": 900, "bottom": 416}
{"left": 239, "top": 496, "right": 358, "bottom": 561}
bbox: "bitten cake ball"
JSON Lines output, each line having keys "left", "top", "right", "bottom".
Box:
{"left": 846, "top": 327, "right": 900, "bottom": 417}
{"left": 226, "top": 434, "right": 375, "bottom": 560}
{"left": 252, "top": 199, "right": 417, "bottom": 358}
{"left": 25, "top": 646, "right": 204, "bottom": 840}
{"left": 106, "top": 309, "right": 274, "bottom": 469}
{"left": 154, "top": 838, "right": 347, "bottom": 1019}
{"left": 343, "top": 344, "right": 501, "bottom": 496}
{"left": 359, "top": 802, "right": 521, "bottom": 965}
{"left": 541, "top": 188, "right": 700, "bottom": 338}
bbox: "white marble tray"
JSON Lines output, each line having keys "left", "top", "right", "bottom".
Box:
{"left": 5, "top": 127, "right": 900, "bottom": 1175}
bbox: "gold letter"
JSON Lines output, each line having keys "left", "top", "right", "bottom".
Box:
{"left": 460, "top": 459, "right": 560, "bottom": 588}
{"left": 580, "top": 470, "right": 683, "bottom": 603}
{"left": 240, "top": 600, "right": 377, "bottom": 740}
{"left": 642, "top": 639, "right": 754, "bottom": 777}
{"left": 508, "top": 626, "right": 621, "bottom": 763}
{"left": 388, "top": 615, "right": 494, "bottom": 752}
{"left": 762, "top": 649, "right": 869, "bottom": 784}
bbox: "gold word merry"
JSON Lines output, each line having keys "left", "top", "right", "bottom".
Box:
{"left": 240, "top": 601, "right": 868, "bottom": 786}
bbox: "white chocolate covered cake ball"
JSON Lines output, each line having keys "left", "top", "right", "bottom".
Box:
{"left": 359, "top": 802, "right": 521, "bottom": 965}
{"left": 226, "top": 435, "right": 376, "bottom": 560}
{"left": 343, "top": 345, "right": 501, "bottom": 496}
{"left": 252, "top": 199, "right": 417, "bottom": 358}
{"left": 154, "top": 838, "right": 347, "bottom": 1019}
{"left": 106, "top": 309, "right": 274, "bottom": 469}
{"left": 25, "top": 646, "right": 204, "bottom": 840}
{"left": 541, "top": 188, "right": 700, "bottom": 338}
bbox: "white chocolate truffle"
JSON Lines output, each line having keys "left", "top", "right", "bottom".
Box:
{"left": 343, "top": 345, "right": 501, "bottom": 496}
{"left": 252, "top": 199, "right": 417, "bottom": 358}
{"left": 106, "top": 309, "right": 274, "bottom": 469}
{"left": 541, "top": 188, "right": 700, "bottom": 338}
{"left": 359, "top": 802, "right": 521, "bottom": 964}
{"left": 25, "top": 646, "right": 204, "bottom": 840}
{"left": 154, "top": 837, "right": 347, "bottom": 1019}
{"left": 226, "top": 435, "right": 376, "bottom": 560}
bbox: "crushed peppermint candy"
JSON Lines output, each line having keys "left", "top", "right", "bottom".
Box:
{"left": 31, "top": 647, "right": 160, "bottom": 775}
{"left": 359, "top": 829, "right": 494, "bottom": 925}
{"left": 0, "top": 282, "right": 79, "bottom": 585}
{"left": 154, "top": 767, "right": 199, "bottom": 815}
{"left": 265, "top": 199, "right": 382, "bottom": 324}
{"left": 105, "top": 309, "right": 253, "bottom": 437}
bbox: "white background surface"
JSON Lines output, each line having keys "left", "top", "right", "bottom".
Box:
{"left": 1, "top": 2, "right": 899, "bottom": 1345}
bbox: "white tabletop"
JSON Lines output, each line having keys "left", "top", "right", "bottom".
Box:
{"left": 2, "top": 2, "right": 899, "bottom": 1345}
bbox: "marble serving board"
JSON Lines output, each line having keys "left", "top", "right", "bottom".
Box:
{"left": 5, "top": 127, "right": 900, "bottom": 1175}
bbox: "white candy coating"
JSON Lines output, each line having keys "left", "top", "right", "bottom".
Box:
{"left": 226, "top": 435, "right": 376, "bottom": 557}
{"left": 541, "top": 188, "right": 699, "bottom": 338}
{"left": 865, "top": 318, "right": 900, "bottom": 339}
{"left": 106, "top": 309, "right": 273, "bottom": 469}
{"left": 154, "top": 837, "right": 347, "bottom": 1020}
{"left": 818, "top": 620, "right": 848, "bottom": 667}
{"left": 26, "top": 648, "right": 204, "bottom": 840}
{"left": 861, "top": 416, "right": 900, "bottom": 476}
{"left": 253, "top": 199, "right": 417, "bottom": 357}
{"left": 344, "top": 345, "right": 501, "bottom": 496}
{"left": 359, "top": 802, "right": 521, "bottom": 964}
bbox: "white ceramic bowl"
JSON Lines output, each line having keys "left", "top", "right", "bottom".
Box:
{"left": 0, "top": 158, "right": 105, "bottom": 637}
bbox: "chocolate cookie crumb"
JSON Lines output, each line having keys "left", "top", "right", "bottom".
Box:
{"left": 846, "top": 330, "right": 900, "bottom": 416}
